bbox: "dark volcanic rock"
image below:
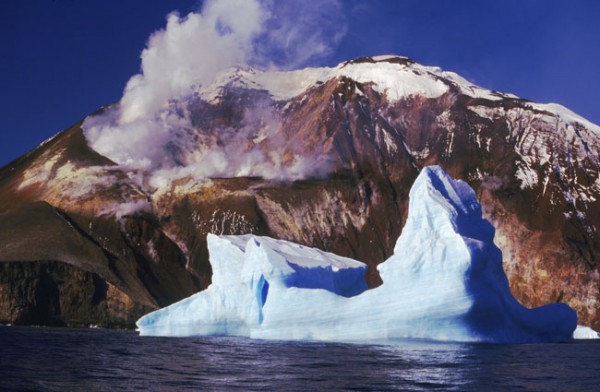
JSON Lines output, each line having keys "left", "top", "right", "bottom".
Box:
{"left": 0, "top": 261, "right": 148, "bottom": 328}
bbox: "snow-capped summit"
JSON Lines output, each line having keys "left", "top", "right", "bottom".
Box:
{"left": 201, "top": 55, "right": 519, "bottom": 103}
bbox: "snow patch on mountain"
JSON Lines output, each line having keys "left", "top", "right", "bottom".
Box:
{"left": 527, "top": 102, "right": 600, "bottom": 138}
{"left": 469, "top": 103, "right": 600, "bottom": 201}
{"left": 439, "top": 70, "right": 519, "bottom": 101}
{"left": 335, "top": 61, "right": 448, "bottom": 101}
{"left": 202, "top": 56, "right": 519, "bottom": 103}
{"left": 18, "top": 151, "right": 64, "bottom": 190}
{"left": 101, "top": 199, "right": 153, "bottom": 220}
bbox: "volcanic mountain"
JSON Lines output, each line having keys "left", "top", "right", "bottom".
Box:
{"left": 1, "top": 56, "right": 598, "bottom": 329}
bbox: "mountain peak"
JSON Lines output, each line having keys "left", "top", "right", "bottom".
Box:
{"left": 196, "top": 54, "right": 528, "bottom": 106}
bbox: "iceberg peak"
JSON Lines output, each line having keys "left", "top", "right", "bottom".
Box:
{"left": 379, "top": 165, "right": 492, "bottom": 281}
{"left": 137, "top": 166, "right": 577, "bottom": 343}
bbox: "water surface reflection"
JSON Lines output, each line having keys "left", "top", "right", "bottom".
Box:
{"left": 1, "top": 327, "right": 598, "bottom": 391}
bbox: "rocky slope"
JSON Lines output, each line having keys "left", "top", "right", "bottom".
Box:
{"left": 1, "top": 56, "right": 598, "bottom": 329}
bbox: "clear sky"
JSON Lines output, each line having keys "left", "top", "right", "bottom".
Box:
{"left": 1, "top": 0, "right": 599, "bottom": 167}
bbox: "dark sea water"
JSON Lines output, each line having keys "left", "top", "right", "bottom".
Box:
{"left": 1, "top": 326, "right": 599, "bottom": 391}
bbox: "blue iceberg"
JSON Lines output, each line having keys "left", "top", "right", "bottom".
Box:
{"left": 137, "top": 166, "right": 577, "bottom": 343}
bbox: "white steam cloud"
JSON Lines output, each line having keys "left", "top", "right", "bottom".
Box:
{"left": 83, "top": 0, "right": 346, "bottom": 187}
{"left": 255, "top": 0, "right": 347, "bottom": 69}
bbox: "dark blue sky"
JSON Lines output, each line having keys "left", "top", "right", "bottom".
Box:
{"left": 1, "top": 0, "right": 599, "bottom": 167}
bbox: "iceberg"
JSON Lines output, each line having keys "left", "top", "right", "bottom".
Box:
{"left": 137, "top": 234, "right": 369, "bottom": 337}
{"left": 573, "top": 325, "right": 600, "bottom": 339}
{"left": 137, "top": 166, "right": 577, "bottom": 343}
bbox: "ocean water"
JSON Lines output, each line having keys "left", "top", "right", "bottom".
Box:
{"left": 1, "top": 326, "right": 599, "bottom": 391}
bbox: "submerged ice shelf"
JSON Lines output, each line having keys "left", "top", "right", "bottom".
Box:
{"left": 137, "top": 166, "right": 580, "bottom": 343}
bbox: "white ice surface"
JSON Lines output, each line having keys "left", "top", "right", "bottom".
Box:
{"left": 137, "top": 166, "right": 578, "bottom": 343}
{"left": 573, "top": 325, "right": 600, "bottom": 339}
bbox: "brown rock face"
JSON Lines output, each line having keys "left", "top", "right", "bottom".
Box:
{"left": 0, "top": 261, "right": 147, "bottom": 328}
{"left": 0, "top": 56, "right": 598, "bottom": 329}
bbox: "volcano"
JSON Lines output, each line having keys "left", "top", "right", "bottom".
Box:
{"left": 1, "top": 56, "right": 598, "bottom": 329}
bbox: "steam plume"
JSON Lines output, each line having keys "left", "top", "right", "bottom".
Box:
{"left": 83, "top": 0, "right": 346, "bottom": 186}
